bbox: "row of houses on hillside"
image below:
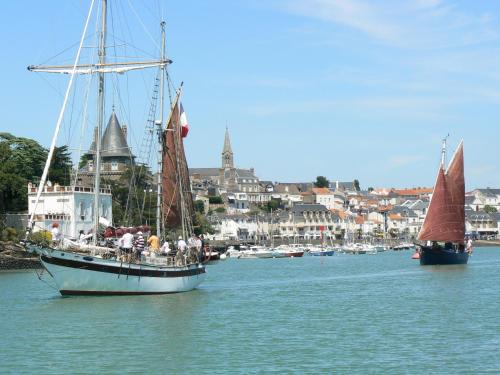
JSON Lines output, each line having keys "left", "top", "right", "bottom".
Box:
{"left": 206, "top": 191, "right": 500, "bottom": 242}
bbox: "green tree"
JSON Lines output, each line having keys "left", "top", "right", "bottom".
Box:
{"left": 314, "top": 176, "right": 329, "bottom": 188}
{"left": 193, "top": 212, "right": 214, "bottom": 236}
{"left": 208, "top": 196, "right": 223, "bottom": 204}
{"left": 484, "top": 205, "right": 497, "bottom": 213}
{"left": 48, "top": 146, "right": 73, "bottom": 186}
{"left": 194, "top": 200, "right": 206, "bottom": 213}
{"left": 0, "top": 133, "right": 47, "bottom": 213}
{"left": 265, "top": 200, "right": 279, "bottom": 212}
{"left": 78, "top": 154, "right": 90, "bottom": 169}
{"left": 0, "top": 133, "right": 46, "bottom": 181}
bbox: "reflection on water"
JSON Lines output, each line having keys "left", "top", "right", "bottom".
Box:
{"left": 1, "top": 247, "right": 500, "bottom": 374}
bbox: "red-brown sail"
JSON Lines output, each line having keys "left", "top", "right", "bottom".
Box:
{"left": 161, "top": 96, "right": 194, "bottom": 230}
{"left": 418, "top": 142, "right": 465, "bottom": 243}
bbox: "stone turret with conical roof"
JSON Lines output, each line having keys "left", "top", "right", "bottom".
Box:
{"left": 80, "top": 111, "right": 135, "bottom": 181}
{"left": 221, "top": 126, "right": 234, "bottom": 169}
{"left": 101, "top": 111, "right": 133, "bottom": 158}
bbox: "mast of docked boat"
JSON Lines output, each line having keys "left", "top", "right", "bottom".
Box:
{"left": 92, "top": 0, "right": 107, "bottom": 245}
{"left": 156, "top": 21, "right": 167, "bottom": 239}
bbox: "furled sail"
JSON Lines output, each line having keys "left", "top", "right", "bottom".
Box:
{"left": 418, "top": 142, "right": 465, "bottom": 243}
{"left": 27, "top": 60, "right": 171, "bottom": 75}
{"left": 161, "top": 93, "right": 194, "bottom": 231}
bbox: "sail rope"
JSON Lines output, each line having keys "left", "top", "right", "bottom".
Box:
{"left": 126, "top": 0, "right": 161, "bottom": 52}
{"left": 27, "top": 0, "right": 97, "bottom": 237}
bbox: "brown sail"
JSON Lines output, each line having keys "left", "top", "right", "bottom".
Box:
{"left": 418, "top": 142, "right": 465, "bottom": 243}
{"left": 161, "top": 94, "right": 194, "bottom": 231}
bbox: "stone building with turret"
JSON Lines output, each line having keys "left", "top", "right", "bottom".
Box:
{"left": 79, "top": 111, "right": 135, "bottom": 182}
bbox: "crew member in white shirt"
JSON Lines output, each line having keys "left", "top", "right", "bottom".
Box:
{"left": 119, "top": 232, "right": 134, "bottom": 262}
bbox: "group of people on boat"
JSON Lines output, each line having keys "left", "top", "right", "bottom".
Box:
{"left": 425, "top": 236, "right": 473, "bottom": 254}
{"left": 114, "top": 231, "right": 207, "bottom": 265}
{"left": 48, "top": 221, "right": 208, "bottom": 265}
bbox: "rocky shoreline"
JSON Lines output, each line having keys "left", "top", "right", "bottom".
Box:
{"left": 0, "top": 241, "right": 41, "bottom": 270}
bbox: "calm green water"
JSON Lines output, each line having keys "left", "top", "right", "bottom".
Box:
{"left": 1, "top": 248, "right": 499, "bottom": 374}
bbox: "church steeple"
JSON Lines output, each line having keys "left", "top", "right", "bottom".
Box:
{"left": 222, "top": 126, "right": 234, "bottom": 169}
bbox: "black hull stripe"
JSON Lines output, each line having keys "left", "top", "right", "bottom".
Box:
{"left": 419, "top": 246, "right": 469, "bottom": 265}
{"left": 41, "top": 255, "right": 206, "bottom": 278}
{"left": 60, "top": 290, "right": 180, "bottom": 296}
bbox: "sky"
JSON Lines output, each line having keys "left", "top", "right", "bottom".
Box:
{"left": 1, "top": 0, "right": 499, "bottom": 190}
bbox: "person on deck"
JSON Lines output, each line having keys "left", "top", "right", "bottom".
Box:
{"left": 119, "top": 231, "right": 134, "bottom": 262}
{"left": 195, "top": 236, "right": 202, "bottom": 261}
{"left": 78, "top": 230, "right": 92, "bottom": 244}
{"left": 51, "top": 223, "right": 61, "bottom": 245}
{"left": 187, "top": 234, "right": 196, "bottom": 250}
{"left": 134, "top": 232, "right": 145, "bottom": 261}
{"left": 160, "top": 241, "right": 171, "bottom": 255}
{"left": 147, "top": 234, "right": 160, "bottom": 253}
{"left": 466, "top": 237, "right": 473, "bottom": 253}
{"left": 177, "top": 236, "right": 187, "bottom": 253}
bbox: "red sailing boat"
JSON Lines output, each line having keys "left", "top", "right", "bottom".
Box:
{"left": 417, "top": 139, "right": 470, "bottom": 265}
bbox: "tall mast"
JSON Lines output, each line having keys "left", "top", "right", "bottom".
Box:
{"left": 156, "top": 21, "right": 166, "bottom": 239}
{"left": 93, "top": 0, "right": 107, "bottom": 245}
{"left": 440, "top": 135, "right": 448, "bottom": 167}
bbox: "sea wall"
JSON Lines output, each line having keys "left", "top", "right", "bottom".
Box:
{"left": 0, "top": 241, "right": 40, "bottom": 270}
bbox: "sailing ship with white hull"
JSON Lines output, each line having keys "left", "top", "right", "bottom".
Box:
{"left": 24, "top": 0, "right": 206, "bottom": 295}
{"left": 417, "top": 139, "right": 470, "bottom": 265}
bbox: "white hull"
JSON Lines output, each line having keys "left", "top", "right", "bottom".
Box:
{"left": 237, "top": 250, "right": 275, "bottom": 259}
{"left": 39, "top": 249, "right": 206, "bottom": 295}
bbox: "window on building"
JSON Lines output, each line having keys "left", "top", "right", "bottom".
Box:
{"left": 79, "top": 202, "right": 85, "bottom": 220}
{"left": 88, "top": 160, "right": 94, "bottom": 171}
{"left": 111, "top": 160, "right": 118, "bottom": 171}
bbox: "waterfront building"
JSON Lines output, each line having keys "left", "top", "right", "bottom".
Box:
{"left": 226, "top": 192, "right": 250, "bottom": 214}
{"left": 209, "top": 213, "right": 258, "bottom": 241}
{"left": 276, "top": 204, "right": 341, "bottom": 240}
{"left": 468, "top": 188, "right": 500, "bottom": 212}
{"left": 272, "top": 183, "right": 304, "bottom": 207}
{"left": 465, "top": 211, "right": 498, "bottom": 239}
{"left": 310, "top": 188, "right": 345, "bottom": 210}
{"left": 27, "top": 182, "right": 113, "bottom": 239}
{"left": 79, "top": 112, "right": 135, "bottom": 181}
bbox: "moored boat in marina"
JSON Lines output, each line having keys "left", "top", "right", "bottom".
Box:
{"left": 273, "top": 245, "right": 304, "bottom": 258}
{"left": 309, "top": 248, "right": 335, "bottom": 256}
{"left": 237, "top": 246, "right": 275, "bottom": 259}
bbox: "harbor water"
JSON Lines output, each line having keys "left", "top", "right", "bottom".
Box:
{"left": 1, "top": 248, "right": 499, "bottom": 374}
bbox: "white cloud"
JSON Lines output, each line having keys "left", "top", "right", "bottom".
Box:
{"left": 284, "top": 0, "right": 498, "bottom": 49}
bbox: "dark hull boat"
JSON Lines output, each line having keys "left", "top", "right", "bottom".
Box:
{"left": 417, "top": 140, "right": 470, "bottom": 266}
{"left": 419, "top": 246, "right": 469, "bottom": 265}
